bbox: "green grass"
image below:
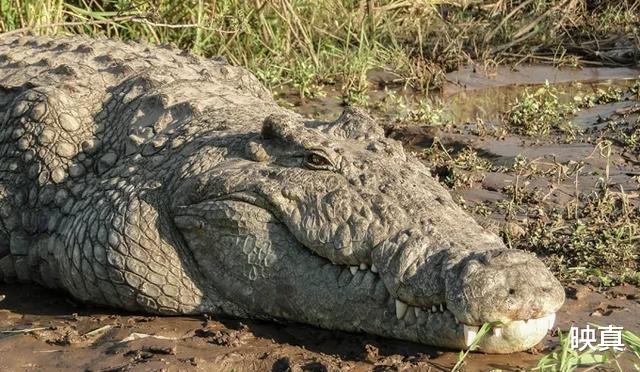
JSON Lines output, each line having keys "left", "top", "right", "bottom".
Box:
{"left": 420, "top": 123, "right": 639, "bottom": 285}
{"left": 623, "top": 329, "right": 640, "bottom": 365}
{"left": 451, "top": 322, "right": 499, "bottom": 372}
{"left": 534, "top": 329, "right": 612, "bottom": 372}
{"left": 535, "top": 326, "right": 640, "bottom": 371}
{"left": 1, "top": 0, "right": 638, "bottom": 101}
{"left": 481, "top": 138, "right": 639, "bottom": 284}
{"left": 446, "top": 322, "right": 640, "bottom": 370}
{"left": 422, "top": 142, "right": 492, "bottom": 189}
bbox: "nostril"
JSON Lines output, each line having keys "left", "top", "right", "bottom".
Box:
{"left": 508, "top": 288, "right": 516, "bottom": 295}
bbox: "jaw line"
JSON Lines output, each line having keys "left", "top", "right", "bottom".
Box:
{"left": 194, "top": 192, "right": 556, "bottom": 352}
{"left": 209, "top": 191, "right": 273, "bottom": 210}
{"left": 470, "top": 312, "right": 557, "bottom": 353}
{"left": 393, "top": 294, "right": 556, "bottom": 351}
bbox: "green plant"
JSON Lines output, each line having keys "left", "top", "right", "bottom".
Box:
{"left": 574, "top": 86, "right": 625, "bottom": 108}
{"left": 520, "top": 187, "right": 639, "bottom": 280}
{"left": 393, "top": 98, "right": 448, "bottom": 126}
{"left": 506, "top": 82, "right": 578, "bottom": 136}
{"left": 534, "top": 329, "right": 611, "bottom": 371}
{"left": 623, "top": 329, "right": 640, "bottom": 365}
{"left": 451, "top": 322, "right": 499, "bottom": 372}
{"left": 290, "top": 58, "right": 321, "bottom": 99}
{"left": 422, "top": 143, "right": 491, "bottom": 189}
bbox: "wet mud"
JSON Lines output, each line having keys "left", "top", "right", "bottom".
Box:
{"left": 0, "top": 283, "right": 637, "bottom": 371}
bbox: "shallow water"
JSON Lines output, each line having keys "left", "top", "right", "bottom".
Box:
{"left": 445, "top": 65, "right": 640, "bottom": 125}
{"left": 289, "top": 64, "right": 640, "bottom": 128}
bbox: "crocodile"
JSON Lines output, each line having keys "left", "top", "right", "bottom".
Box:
{"left": 0, "top": 35, "right": 564, "bottom": 353}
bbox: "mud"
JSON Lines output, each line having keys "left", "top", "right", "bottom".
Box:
{"left": 0, "top": 283, "right": 637, "bottom": 371}
{"left": 1, "top": 64, "right": 639, "bottom": 371}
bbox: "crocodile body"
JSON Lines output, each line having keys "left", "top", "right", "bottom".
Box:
{"left": 0, "top": 35, "right": 564, "bottom": 353}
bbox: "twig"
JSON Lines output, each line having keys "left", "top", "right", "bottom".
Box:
{"left": 1, "top": 15, "right": 238, "bottom": 38}
{"left": 83, "top": 324, "right": 112, "bottom": 337}
{"left": 1, "top": 327, "right": 49, "bottom": 334}
{"left": 484, "top": 0, "right": 533, "bottom": 43}
{"left": 498, "top": 53, "right": 615, "bottom": 67}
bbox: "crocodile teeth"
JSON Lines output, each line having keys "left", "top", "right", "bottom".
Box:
{"left": 349, "top": 266, "right": 358, "bottom": 275}
{"left": 395, "top": 300, "right": 408, "bottom": 319}
{"left": 464, "top": 324, "right": 480, "bottom": 346}
{"left": 439, "top": 304, "right": 444, "bottom": 312}
{"left": 492, "top": 327, "right": 503, "bottom": 337}
{"left": 370, "top": 264, "right": 378, "bottom": 273}
{"left": 432, "top": 305, "right": 437, "bottom": 313}
{"left": 359, "top": 263, "right": 368, "bottom": 270}
{"left": 414, "top": 307, "right": 421, "bottom": 317}
{"left": 546, "top": 313, "right": 556, "bottom": 330}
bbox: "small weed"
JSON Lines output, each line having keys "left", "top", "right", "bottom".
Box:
{"left": 534, "top": 329, "right": 611, "bottom": 371}
{"left": 574, "top": 86, "right": 626, "bottom": 108}
{"left": 506, "top": 82, "right": 578, "bottom": 136}
{"left": 599, "top": 114, "right": 640, "bottom": 153}
{"left": 623, "top": 329, "right": 640, "bottom": 361}
{"left": 422, "top": 142, "right": 491, "bottom": 189}
{"left": 390, "top": 97, "right": 449, "bottom": 127}
{"left": 378, "top": 91, "right": 450, "bottom": 127}
{"left": 410, "top": 99, "right": 448, "bottom": 127}
{"left": 290, "top": 59, "right": 322, "bottom": 100}
{"left": 451, "top": 322, "right": 499, "bottom": 372}
{"left": 511, "top": 186, "right": 639, "bottom": 281}
{"left": 535, "top": 326, "right": 640, "bottom": 371}
{"left": 482, "top": 146, "right": 640, "bottom": 283}
{"left": 632, "top": 81, "right": 640, "bottom": 98}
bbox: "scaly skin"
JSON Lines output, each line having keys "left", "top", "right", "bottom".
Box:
{"left": 0, "top": 35, "right": 564, "bottom": 353}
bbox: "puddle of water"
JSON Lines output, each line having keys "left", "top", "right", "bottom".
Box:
{"left": 478, "top": 137, "right": 596, "bottom": 163}
{"left": 445, "top": 65, "right": 640, "bottom": 95}
{"left": 283, "top": 64, "right": 639, "bottom": 132}
{"left": 443, "top": 64, "right": 640, "bottom": 125}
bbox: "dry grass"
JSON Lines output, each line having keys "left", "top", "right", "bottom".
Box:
{"left": 1, "top": 0, "right": 638, "bottom": 101}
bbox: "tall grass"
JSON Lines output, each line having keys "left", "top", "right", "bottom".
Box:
{"left": 1, "top": 0, "right": 638, "bottom": 100}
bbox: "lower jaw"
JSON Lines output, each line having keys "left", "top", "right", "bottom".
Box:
{"left": 397, "top": 310, "right": 556, "bottom": 354}
{"left": 471, "top": 313, "right": 556, "bottom": 354}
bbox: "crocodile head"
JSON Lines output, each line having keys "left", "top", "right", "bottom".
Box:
{"left": 173, "top": 108, "right": 564, "bottom": 353}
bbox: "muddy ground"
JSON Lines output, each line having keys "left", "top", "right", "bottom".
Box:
{"left": 1, "top": 64, "right": 639, "bottom": 371}
{"left": 0, "top": 282, "right": 638, "bottom": 371}
{"left": 0, "top": 285, "right": 640, "bottom": 371}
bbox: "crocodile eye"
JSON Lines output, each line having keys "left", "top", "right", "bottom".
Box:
{"left": 305, "top": 152, "right": 333, "bottom": 170}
